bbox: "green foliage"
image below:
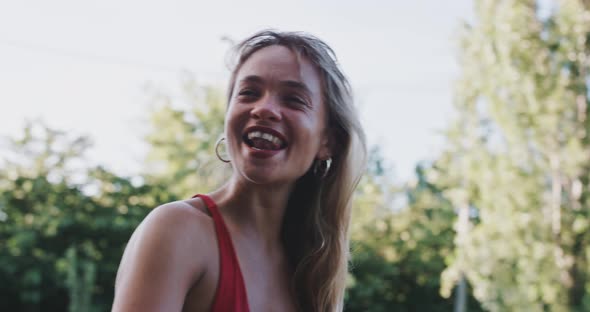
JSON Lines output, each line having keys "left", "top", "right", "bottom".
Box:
{"left": 0, "top": 122, "right": 173, "bottom": 311}
{"left": 347, "top": 163, "right": 483, "bottom": 311}
{"left": 437, "top": 0, "right": 590, "bottom": 311}
{"left": 143, "top": 75, "right": 230, "bottom": 198}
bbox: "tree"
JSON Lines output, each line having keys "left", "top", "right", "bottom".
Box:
{"left": 346, "top": 148, "right": 484, "bottom": 311}
{"left": 438, "top": 1, "right": 590, "bottom": 310}
{"left": 0, "top": 122, "right": 173, "bottom": 311}
{"left": 142, "top": 75, "right": 230, "bottom": 198}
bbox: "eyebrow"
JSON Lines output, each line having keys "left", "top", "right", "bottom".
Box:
{"left": 239, "top": 75, "right": 313, "bottom": 96}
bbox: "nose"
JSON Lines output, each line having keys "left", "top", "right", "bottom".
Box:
{"left": 250, "top": 95, "right": 282, "bottom": 122}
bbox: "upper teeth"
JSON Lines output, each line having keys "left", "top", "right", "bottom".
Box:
{"left": 247, "top": 131, "right": 284, "bottom": 146}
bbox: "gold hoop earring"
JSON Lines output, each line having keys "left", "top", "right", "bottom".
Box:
{"left": 313, "top": 158, "right": 332, "bottom": 178}
{"left": 215, "top": 137, "right": 230, "bottom": 163}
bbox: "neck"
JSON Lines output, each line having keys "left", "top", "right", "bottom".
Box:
{"left": 209, "top": 173, "right": 295, "bottom": 249}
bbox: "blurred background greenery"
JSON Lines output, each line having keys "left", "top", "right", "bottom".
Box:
{"left": 4, "top": 0, "right": 590, "bottom": 311}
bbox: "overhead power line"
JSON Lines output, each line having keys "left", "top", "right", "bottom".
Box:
{"left": 0, "top": 38, "right": 212, "bottom": 74}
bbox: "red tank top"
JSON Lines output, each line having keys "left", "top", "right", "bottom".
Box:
{"left": 192, "top": 194, "right": 250, "bottom": 312}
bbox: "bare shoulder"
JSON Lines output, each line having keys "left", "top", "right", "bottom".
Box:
{"left": 138, "top": 199, "right": 214, "bottom": 241}
{"left": 121, "top": 199, "right": 216, "bottom": 269}
{"left": 130, "top": 199, "right": 215, "bottom": 257}
{"left": 112, "top": 199, "right": 216, "bottom": 312}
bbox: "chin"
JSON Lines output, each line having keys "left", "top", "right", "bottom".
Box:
{"left": 244, "top": 173, "right": 283, "bottom": 186}
{"left": 239, "top": 168, "right": 294, "bottom": 186}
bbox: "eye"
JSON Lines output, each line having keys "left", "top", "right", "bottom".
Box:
{"left": 239, "top": 89, "right": 256, "bottom": 96}
{"left": 237, "top": 88, "right": 260, "bottom": 101}
{"left": 284, "top": 95, "right": 309, "bottom": 108}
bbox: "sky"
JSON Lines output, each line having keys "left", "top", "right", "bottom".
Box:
{"left": 0, "top": 0, "right": 474, "bottom": 182}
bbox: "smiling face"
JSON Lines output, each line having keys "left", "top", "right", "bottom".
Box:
{"left": 225, "top": 45, "right": 331, "bottom": 185}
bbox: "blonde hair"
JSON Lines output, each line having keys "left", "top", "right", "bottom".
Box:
{"left": 227, "top": 30, "right": 367, "bottom": 311}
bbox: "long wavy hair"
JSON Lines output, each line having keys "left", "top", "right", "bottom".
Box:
{"left": 226, "top": 30, "right": 367, "bottom": 311}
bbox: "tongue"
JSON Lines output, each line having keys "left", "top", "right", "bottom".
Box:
{"left": 251, "top": 138, "right": 279, "bottom": 150}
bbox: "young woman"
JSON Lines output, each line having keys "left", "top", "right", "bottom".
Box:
{"left": 112, "top": 30, "right": 367, "bottom": 312}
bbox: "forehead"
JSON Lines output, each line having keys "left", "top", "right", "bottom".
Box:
{"left": 236, "top": 45, "right": 322, "bottom": 94}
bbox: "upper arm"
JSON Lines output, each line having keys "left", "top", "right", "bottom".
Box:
{"left": 112, "top": 202, "right": 211, "bottom": 312}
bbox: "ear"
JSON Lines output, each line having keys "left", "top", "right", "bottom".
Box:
{"left": 317, "top": 128, "right": 333, "bottom": 161}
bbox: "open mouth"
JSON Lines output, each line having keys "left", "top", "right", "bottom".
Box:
{"left": 243, "top": 128, "right": 288, "bottom": 151}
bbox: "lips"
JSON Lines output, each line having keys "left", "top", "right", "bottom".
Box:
{"left": 242, "top": 126, "right": 288, "bottom": 151}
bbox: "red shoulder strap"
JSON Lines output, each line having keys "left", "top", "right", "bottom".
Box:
{"left": 192, "top": 194, "right": 250, "bottom": 312}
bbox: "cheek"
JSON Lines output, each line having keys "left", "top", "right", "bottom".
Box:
{"left": 293, "top": 117, "right": 324, "bottom": 155}
{"left": 224, "top": 108, "right": 245, "bottom": 151}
